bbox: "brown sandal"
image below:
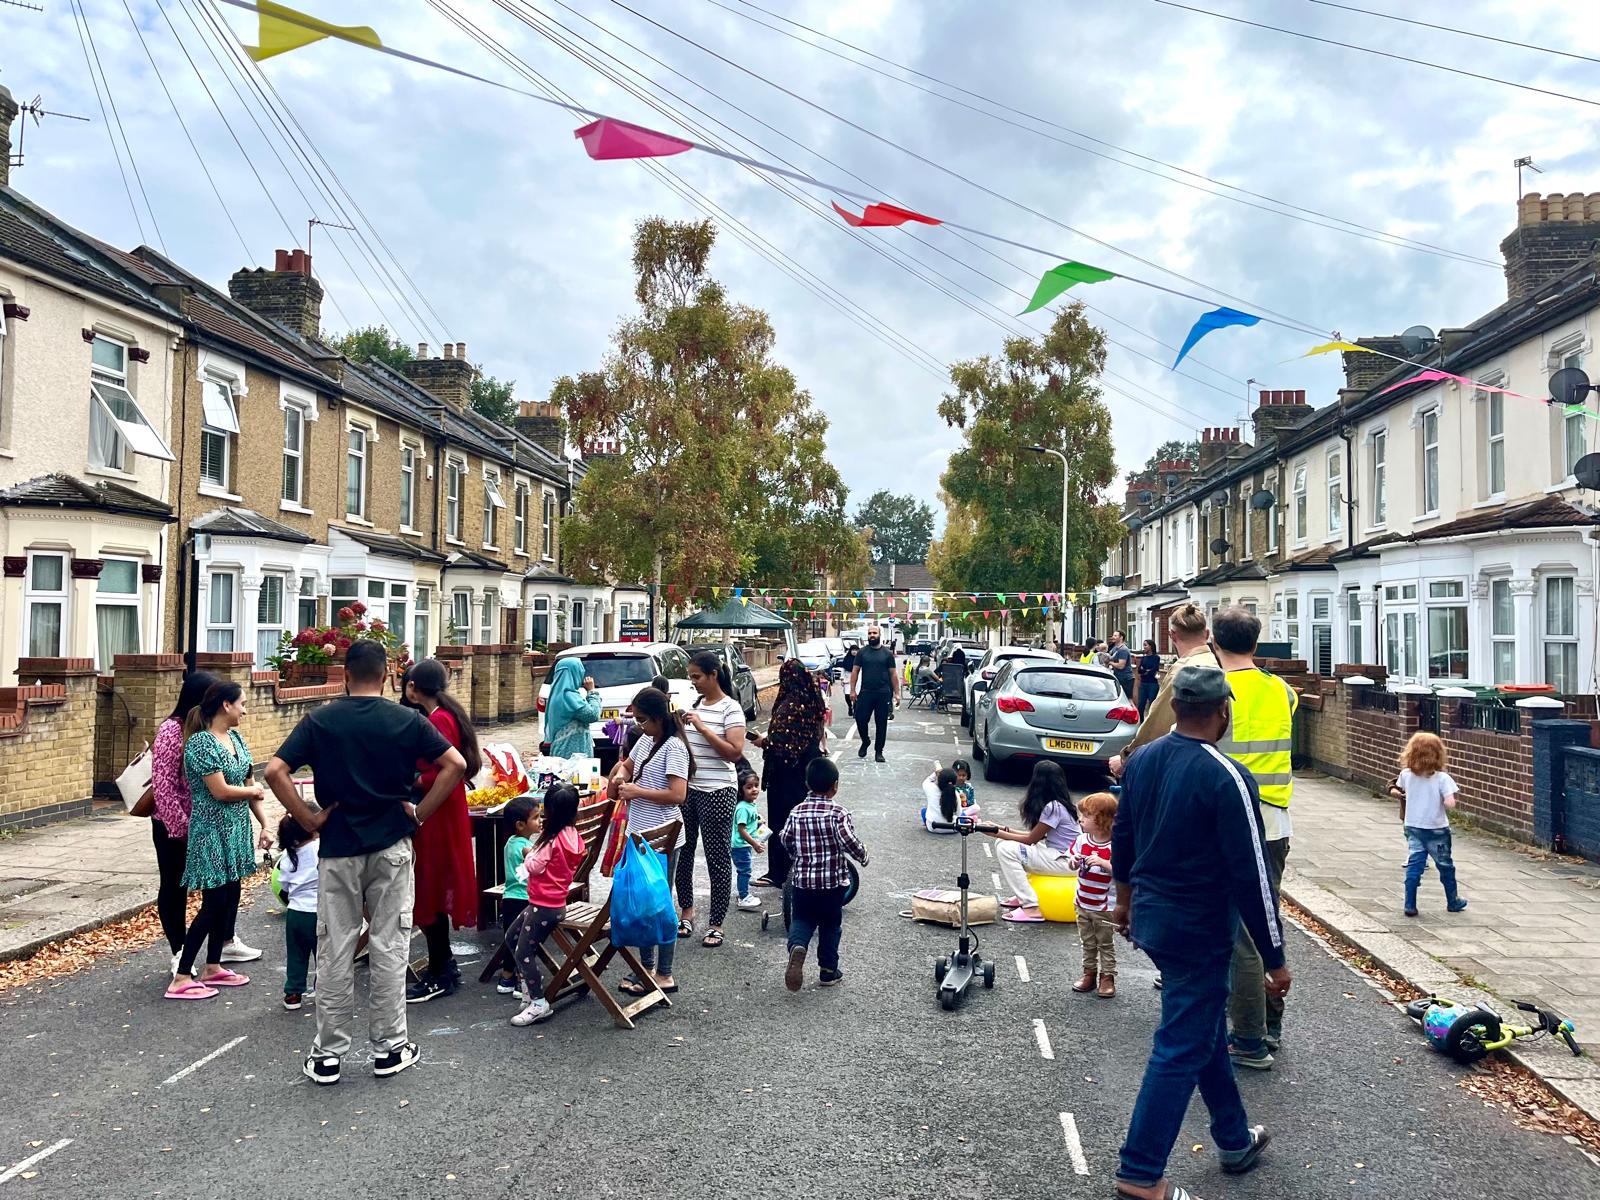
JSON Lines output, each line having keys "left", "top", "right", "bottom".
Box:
{"left": 1098, "top": 973, "right": 1117, "bottom": 998}
{"left": 1072, "top": 972, "right": 1097, "bottom": 993}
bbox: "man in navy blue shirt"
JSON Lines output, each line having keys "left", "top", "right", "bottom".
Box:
{"left": 1110, "top": 666, "right": 1292, "bottom": 1200}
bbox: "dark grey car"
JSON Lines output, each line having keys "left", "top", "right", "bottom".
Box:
{"left": 685, "top": 643, "right": 760, "bottom": 719}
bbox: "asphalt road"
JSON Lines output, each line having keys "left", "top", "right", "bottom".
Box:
{"left": 1, "top": 697, "right": 1595, "bottom": 1198}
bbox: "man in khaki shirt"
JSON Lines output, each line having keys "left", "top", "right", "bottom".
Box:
{"left": 1110, "top": 603, "right": 1217, "bottom": 776}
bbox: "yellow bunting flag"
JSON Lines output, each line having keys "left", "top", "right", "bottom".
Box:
{"left": 244, "top": 1, "right": 382, "bottom": 62}
{"left": 1302, "top": 340, "right": 1372, "bottom": 358}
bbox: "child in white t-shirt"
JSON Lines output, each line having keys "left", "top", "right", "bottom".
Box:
{"left": 275, "top": 814, "right": 320, "bottom": 1010}
{"left": 1388, "top": 732, "right": 1467, "bottom": 917}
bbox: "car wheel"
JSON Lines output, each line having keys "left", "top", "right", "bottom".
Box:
{"left": 982, "top": 741, "right": 1005, "bottom": 783}
{"left": 960, "top": 705, "right": 970, "bottom": 731}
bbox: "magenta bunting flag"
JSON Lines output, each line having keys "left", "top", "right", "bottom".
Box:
{"left": 575, "top": 117, "right": 694, "bottom": 161}
{"left": 1376, "top": 369, "right": 1452, "bottom": 396}
{"left": 831, "top": 200, "right": 942, "bottom": 228}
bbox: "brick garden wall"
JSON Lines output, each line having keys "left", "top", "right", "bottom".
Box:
{"left": 0, "top": 658, "right": 98, "bottom": 829}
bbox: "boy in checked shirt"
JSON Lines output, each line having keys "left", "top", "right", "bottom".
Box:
{"left": 780, "top": 757, "right": 868, "bottom": 990}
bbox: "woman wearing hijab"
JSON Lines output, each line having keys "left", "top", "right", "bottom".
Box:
{"left": 543, "top": 656, "right": 601, "bottom": 758}
{"left": 747, "top": 658, "right": 828, "bottom": 889}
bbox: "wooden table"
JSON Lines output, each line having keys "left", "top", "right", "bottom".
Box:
{"left": 468, "top": 784, "right": 603, "bottom": 928}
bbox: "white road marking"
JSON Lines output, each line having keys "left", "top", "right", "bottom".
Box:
{"left": 1014, "top": 954, "right": 1030, "bottom": 982}
{"left": 1032, "top": 1018, "right": 1054, "bottom": 1060}
{"left": 1059, "top": 1112, "right": 1090, "bottom": 1176}
{"left": 161, "top": 1035, "right": 247, "bottom": 1086}
{"left": 0, "top": 1139, "right": 73, "bottom": 1183}
{"left": 982, "top": 842, "right": 993, "bottom": 859}
{"left": 990, "top": 871, "right": 1002, "bottom": 893}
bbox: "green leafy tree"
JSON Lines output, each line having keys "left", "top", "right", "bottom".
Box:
{"left": 1127, "top": 438, "right": 1199, "bottom": 481}
{"left": 470, "top": 373, "right": 517, "bottom": 424}
{"left": 327, "top": 325, "right": 413, "bottom": 371}
{"left": 555, "top": 218, "right": 866, "bottom": 609}
{"left": 929, "top": 304, "right": 1123, "bottom": 635}
{"left": 854, "top": 490, "right": 935, "bottom": 563}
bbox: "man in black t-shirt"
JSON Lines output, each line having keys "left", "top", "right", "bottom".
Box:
{"left": 267, "top": 641, "right": 465, "bottom": 1086}
{"left": 849, "top": 626, "right": 900, "bottom": 762}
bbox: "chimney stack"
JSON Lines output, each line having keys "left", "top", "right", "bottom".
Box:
{"left": 1500, "top": 192, "right": 1600, "bottom": 302}
{"left": 401, "top": 340, "right": 475, "bottom": 411}
{"left": 1250, "top": 390, "right": 1310, "bottom": 443}
{"left": 514, "top": 400, "right": 566, "bottom": 456}
{"left": 227, "top": 248, "right": 324, "bottom": 339}
{"left": 0, "top": 85, "right": 17, "bottom": 190}
{"left": 1338, "top": 339, "right": 1407, "bottom": 392}
{"left": 1197, "top": 426, "right": 1243, "bottom": 471}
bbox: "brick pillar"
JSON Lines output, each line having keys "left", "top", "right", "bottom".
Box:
{"left": 10, "top": 657, "right": 99, "bottom": 824}
{"left": 1532, "top": 718, "right": 1591, "bottom": 850}
{"left": 109, "top": 653, "right": 188, "bottom": 770}
{"left": 497, "top": 645, "right": 528, "bottom": 721}
{"left": 471, "top": 646, "right": 501, "bottom": 724}
{"left": 434, "top": 645, "right": 474, "bottom": 714}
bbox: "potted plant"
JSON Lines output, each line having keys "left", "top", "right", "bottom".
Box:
{"left": 276, "top": 600, "right": 403, "bottom": 684}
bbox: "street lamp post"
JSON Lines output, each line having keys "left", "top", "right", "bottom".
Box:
{"left": 1029, "top": 445, "right": 1069, "bottom": 650}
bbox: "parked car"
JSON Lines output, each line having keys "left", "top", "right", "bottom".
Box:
{"left": 821, "top": 637, "right": 849, "bottom": 666}
{"left": 910, "top": 634, "right": 936, "bottom": 655}
{"left": 934, "top": 637, "right": 985, "bottom": 667}
{"left": 789, "top": 639, "right": 835, "bottom": 674}
{"left": 537, "top": 642, "right": 694, "bottom": 746}
{"left": 960, "top": 645, "right": 1064, "bottom": 730}
{"left": 971, "top": 660, "right": 1140, "bottom": 782}
{"left": 682, "top": 642, "right": 760, "bottom": 719}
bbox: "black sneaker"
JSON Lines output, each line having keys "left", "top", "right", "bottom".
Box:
{"left": 406, "top": 974, "right": 445, "bottom": 1004}
{"left": 874, "top": 753, "right": 886, "bottom": 763}
{"left": 303, "top": 1053, "right": 340, "bottom": 1086}
{"left": 373, "top": 1041, "right": 421, "bottom": 1078}
{"left": 819, "top": 968, "right": 844, "bottom": 988}
{"left": 857, "top": 744, "right": 868, "bottom": 759}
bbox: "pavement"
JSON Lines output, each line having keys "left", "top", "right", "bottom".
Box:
{"left": 1, "top": 697, "right": 1597, "bottom": 1196}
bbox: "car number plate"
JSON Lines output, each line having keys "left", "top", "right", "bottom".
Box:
{"left": 1044, "top": 737, "right": 1095, "bottom": 754}
{"left": 600, "top": 708, "right": 621, "bottom": 720}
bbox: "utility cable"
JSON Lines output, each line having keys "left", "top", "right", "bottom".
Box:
{"left": 68, "top": 0, "right": 151, "bottom": 248}
{"left": 72, "top": 0, "right": 164, "bottom": 251}
{"left": 1300, "top": 0, "right": 1600, "bottom": 67}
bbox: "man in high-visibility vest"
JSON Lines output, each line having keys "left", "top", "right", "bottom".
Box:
{"left": 1211, "top": 606, "right": 1297, "bottom": 1072}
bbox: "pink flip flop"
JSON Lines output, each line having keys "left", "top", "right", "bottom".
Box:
{"left": 1002, "top": 909, "right": 1045, "bottom": 923}
{"left": 165, "top": 981, "right": 219, "bottom": 1001}
{"left": 1000, "top": 897, "right": 1027, "bottom": 909}
{"left": 201, "top": 969, "right": 251, "bottom": 987}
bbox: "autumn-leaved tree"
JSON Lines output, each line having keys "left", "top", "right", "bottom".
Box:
{"left": 928, "top": 303, "right": 1123, "bottom": 635}
{"left": 555, "top": 218, "right": 867, "bottom": 609}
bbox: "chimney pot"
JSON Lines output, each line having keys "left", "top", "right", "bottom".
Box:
{"left": 442, "top": 343, "right": 453, "bottom": 359}
{"left": 418, "top": 343, "right": 429, "bottom": 358}
{"left": 0, "top": 85, "right": 17, "bottom": 190}
{"left": 274, "top": 249, "right": 291, "bottom": 271}
{"left": 455, "top": 342, "right": 467, "bottom": 359}
{"left": 229, "top": 251, "right": 325, "bottom": 340}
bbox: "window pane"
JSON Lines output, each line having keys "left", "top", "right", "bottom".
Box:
{"left": 1313, "top": 625, "right": 1332, "bottom": 675}
{"left": 201, "top": 429, "right": 227, "bottom": 486}
{"left": 1546, "top": 642, "right": 1578, "bottom": 692}
{"left": 399, "top": 465, "right": 413, "bottom": 526}
{"left": 413, "top": 614, "right": 428, "bottom": 657}
{"left": 283, "top": 406, "right": 302, "bottom": 451}
{"left": 331, "top": 577, "right": 359, "bottom": 601}
{"left": 1546, "top": 577, "right": 1575, "bottom": 636}
{"left": 97, "top": 559, "right": 139, "bottom": 594}
{"left": 205, "top": 628, "right": 235, "bottom": 652}
{"left": 298, "top": 597, "right": 317, "bottom": 630}
{"left": 1489, "top": 439, "right": 1505, "bottom": 495}
{"left": 1427, "top": 606, "right": 1467, "bottom": 679}
{"left": 258, "top": 576, "right": 283, "bottom": 624}
{"left": 1494, "top": 641, "right": 1516, "bottom": 684}
{"left": 201, "top": 377, "right": 239, "bottom": 434}
{"left": 1489, "top": 394, "right": 1503, "bottom": 436}
{"left": 92, "top": 337, "right": 126, "bottom": 374}
{"left": 96, "top": 604, "right": 140, "bottom": 670}
{"left": 368, "top": 580, "right": 385, "bottom": 599}
{"left": 1491, "top": 579, "right": 1513, "bottom": 635}
{"left": 1312, "top": 596, "right": 1330, "bottom": 620}
{"left": 209, "top": 574, "right": 234, "bottom": 624}
{"left": 1565, "top": 413, "right": 1586, "bottom": 477}
{"left": 28, "top": 602, "right": 63, "bottom": 657}
{"left": 282, "top": 452, "right": 300, "bottom": 504}
{"left": 1428, "top": 581, "right": 1463, "bottom": 598}
{"left": 31, "top": 554, "right": 64, "bottom": 592}
{"left": 389, "top": 601, "right": 406, "bottom": 632}
{"left": 346, "top": 444, "right": 364, "bottom": 515}
{"left": 89, "top": 396, "right": 127, "bottom": 470}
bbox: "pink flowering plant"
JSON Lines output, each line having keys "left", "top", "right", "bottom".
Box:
{"left": 271, "top": 600, "right": 405, "bottom": 673}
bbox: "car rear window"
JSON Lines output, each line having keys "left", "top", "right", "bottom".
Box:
{"left": 572, "top": 654, "right": 656, "bottom": 689}
{"left": 1015, "top": 668, "right": 1119, "bottom": 701}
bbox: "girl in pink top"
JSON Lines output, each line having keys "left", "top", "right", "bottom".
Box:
{"left": 149, "top": 671, "right": 221, "bottom": 956}
{"left": 507, "top": 784, "right": 587, "bottom": 1027}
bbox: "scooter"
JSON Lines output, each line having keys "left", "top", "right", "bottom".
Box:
{"left": 930, "top": 815, "right": 998, "bottom": 1010}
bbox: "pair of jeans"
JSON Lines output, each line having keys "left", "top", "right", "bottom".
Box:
{"left": 854, "top": 690, "right": 892, "bottom": 754}
{"left": 1137, "top": 679, "right": 1159, "bottom": 719}
{"left": 788, "top": 885, "right": 847, "bottom": 971}
{"left": 731, "top": 846, "right": 753, "bottom": 899}
{"left": 1118, "top": 946, "right": 1253, "bottom": 1188}
{"left": 150, "top": 818, "right": 189, "bottom": 954}
{"left": 284, "top": 908, "right": 318, "bottom": 995}
{"left": 1404, "top": 826, "right": 1459, "bottom": 908}
{"left": 314, "top": 839, "right": 416, "bottom": 1060}
{"left": 509, "top": 904, "right": 565, "bottom": 998}
{"left": 637, "top": 849, "right": 679, "bottom": 979}
{"left": 1228, "top": 836, "right": 1289, "bottom": 1046}
{"left": 676, "top": 787, "right": 737, "bottom": 926}
{"left": 1078, "top": 909, "right": 1117, "bottom": 976}
{"left": 177, "top": 880, "right": 240, "bottom": 976}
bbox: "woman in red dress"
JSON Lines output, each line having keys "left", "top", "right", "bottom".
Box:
{"left": 402, "top": 658, "right": 482, "bottom": 1002}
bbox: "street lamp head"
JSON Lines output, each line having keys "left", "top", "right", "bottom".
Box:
{"left": 1027, "top": 444, "right": 1049, "bottom": 454}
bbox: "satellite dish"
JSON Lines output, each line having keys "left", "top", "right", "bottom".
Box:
{"left": 1574, "top": 453, "right": 1600, "bottom": 491}
{"left": 1126, "top": 516, "right": 1145, "bottom": 531}
{"left": 1139, "top": 489, "right": 1154, "bottom": 504}
{"left": 1209, "top": 537, "right": 1231, "bottom": 555}
{"left": 1211, "top": 489, "right": 1229, "bottom": 505}
{"left": 1549, "top": 366, "right": 1593, "bottom": 408}
{"left": 1400, "top": 325, "right": 1438, "bottom": 356}
{"left": 1250, "top": 488, "right": 1276, "bottom": 510}
{"left": 1164, "top": 473, "right": 1181, "bottom": 488}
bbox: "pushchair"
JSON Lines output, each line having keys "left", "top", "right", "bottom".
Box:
{"left": 933, "top": 660, "right": 967, "bottom": 715}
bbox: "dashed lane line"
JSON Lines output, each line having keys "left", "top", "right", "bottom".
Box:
{"left": 161, "top": 1035, "right": 247, "bottom": 1086}
{"left": 1059, "top": 1112, "right": 1090, "bottom": 1176}
{"left": 0, "top": 1139, "right": 72, "bottom": 1184}
{"left": 1014, "top": 954, "right": 1030, "bottom": 982}
{"left": 991, "top": 871, "right": 1003, "bottom": 894}
{"left": 982, "top": 842, "right": 993, "bottom": 859}
{"left": 1032, "top": 1018, "right": 1055, "bottom": 1060}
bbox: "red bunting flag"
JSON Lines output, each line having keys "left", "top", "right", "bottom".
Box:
{"left": 830, "top": 200, "right": 942, "bottom": 228}
{"left": 575, "top": 117, "right": 694, "bottom": 161}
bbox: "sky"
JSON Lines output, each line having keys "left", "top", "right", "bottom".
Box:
{"left": 4, "top": 0, "right": 1598, "bottom": 534}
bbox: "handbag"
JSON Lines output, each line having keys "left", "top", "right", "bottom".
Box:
{"left": 609, "top": 834, "right": 678, "bottom": 947}
{"left": 117, "top": 743, "right": 156, "bottom": 818}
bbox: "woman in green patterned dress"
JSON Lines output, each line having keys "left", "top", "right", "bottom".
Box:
{"left": 166, "top": 681, "right": 268, "bottom": 1000}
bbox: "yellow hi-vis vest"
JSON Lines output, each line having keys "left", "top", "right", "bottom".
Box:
{"left": 1219, "top": 667, "right": 1298, "bottom": 809}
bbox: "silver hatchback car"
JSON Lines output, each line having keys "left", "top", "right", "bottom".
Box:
{"left": 971, "top": 660, "right": 1140, "bottom": 781}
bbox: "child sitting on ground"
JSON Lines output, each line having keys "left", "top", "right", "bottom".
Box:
{"left": 1067, "top": 791, "right": 1118, "bottom": 998}
{"left": 275, "top": 814, "right": 319, "bottom": 1012}
{"left": 781, "top": 757, "right": 869, "bottom": 991}
{"left": 920, "top": 760, "right": 980, "bottom": 832}
{"left": 496, "top": 797, "right": 541, "bottom": 996}
{"left": 1388, "top": 732, "right": 1468, "bottom": 917}
{"left": 732, "top": 770, "right": 766, "bottom": 911}
{"left": 508, "top": 783, "right": 586, "bottom": 1026}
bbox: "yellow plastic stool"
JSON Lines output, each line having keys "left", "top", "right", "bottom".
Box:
{"left": 1029, "top": 874, "right": 1079, "bottom": 923}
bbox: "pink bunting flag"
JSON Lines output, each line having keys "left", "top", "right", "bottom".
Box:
{"left": 1376, "top": 369, "right": 1452, "bottom": 396}
{"left": 575, "top": 117, "right": 694, "bottom": 161}
{"left": 831, "top": 200, "right": 942, "bottom": 228}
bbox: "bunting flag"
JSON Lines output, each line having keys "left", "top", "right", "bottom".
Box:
{"left": 1173, "top": 307, "right": 1261, "bottom": 368}
{"left": 1377, "top": 369, "right": 1453, "bottom": 396}
{"left": 574, "top": 117, "right": 694, "bottom": 161}
{"left": 243, "top": 0, "right": 380, "bottom": 61}
{"left": 830, "top": 201, "right": 942, "bottom": 228}
{"left": 1301, "top": 339, "right": 1372, "bottom": 358}
{"left": 1018, "top": 261, "right": 1117, "bottom": 315}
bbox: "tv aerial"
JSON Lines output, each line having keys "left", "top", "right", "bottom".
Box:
{"left": 1399, "top": 325, "right": 1439, "bottom": 357}
{"left": 8, "top": 94, "right": 90, "bottom": 172}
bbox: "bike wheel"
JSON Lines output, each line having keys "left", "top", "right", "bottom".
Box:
{"left": 1405, "top": 996, "right": 1440, "bottom": 1023}
{"left": 1443, "top": 1008, "right": 1502, "bottom": 1064}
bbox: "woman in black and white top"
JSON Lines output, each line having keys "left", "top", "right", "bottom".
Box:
{"left": 676, "top": 650, "right": 748, "bottom": 947}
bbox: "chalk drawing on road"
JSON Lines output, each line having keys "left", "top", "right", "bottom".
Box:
{"left": 1014, "top": 955, "right": 1030, "bottom": 983}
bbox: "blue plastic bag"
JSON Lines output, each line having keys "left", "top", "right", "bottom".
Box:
{"left": 610, "top": 835, "right": 677, "bottom": 947}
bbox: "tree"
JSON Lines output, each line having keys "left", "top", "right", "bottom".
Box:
{"left": 470, "top": 373, "right": 517, "bottom": 424}
{"left": 854, "top": 490, "right": 934, "bottom": 563}
{"left": 554, "top": 218, "right": 867, "bottom": 609}
{"left": 1127, "top": 438, "right": 1198, "bottom": 481}
{"left": 927, "top": 304, "right": 1123, "bottom": 635}
{"left": 327, "top": 325, "right": 413, "bottom": 371}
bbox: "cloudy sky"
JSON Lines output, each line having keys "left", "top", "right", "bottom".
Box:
{"left": 6, "top": 1, "right": 1598, "bottom": 527}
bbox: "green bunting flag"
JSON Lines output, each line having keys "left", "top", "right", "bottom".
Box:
{"left": 1019, "top": 261, "right": 1117, "bottom": 315}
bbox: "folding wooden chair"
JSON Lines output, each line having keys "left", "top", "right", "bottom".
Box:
{"left": 540, "top": 820, "right": 681, "bottom": 1029}
{"left": 478, "top": 796, "right": 615, "bottom": 984}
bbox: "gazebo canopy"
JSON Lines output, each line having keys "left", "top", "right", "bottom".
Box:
{"left": 674, "top": 598, "right": 792, "bottom": 631}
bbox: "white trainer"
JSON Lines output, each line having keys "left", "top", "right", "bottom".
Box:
{"left": 221, "top": 938, "right": 263, "bottom": 963}
{"left": 510, "top": 998, "right": 553, "bottom": 1026}
{"left": 736, "top": 895, "right": 762, "bottom": 911}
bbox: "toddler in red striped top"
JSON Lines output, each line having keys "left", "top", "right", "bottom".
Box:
{"left": 1069, "top": 791, "right": 1119, "bottom": 999}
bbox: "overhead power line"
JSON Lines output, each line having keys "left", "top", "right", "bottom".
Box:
{"left": 1146, "top": 0, "right": 1600, "bottom": 109}
{"left": 1301, "top": 1, "right": 1600, "bottom": 66}
{"left": 70, "top": 0, "right": 163, "bottom": 250}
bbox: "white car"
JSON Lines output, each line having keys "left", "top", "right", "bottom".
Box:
{"left": 960, "top": 645, "right": 1065, "bottom": 730}
{"left": 791, "top": 640, "right": 834, "bottom": 673}
{"left": 537, "top": 642, "right": 696, "bottom": 746}
{"left": 821, "top": 637, "right": 848, "bottom": 666}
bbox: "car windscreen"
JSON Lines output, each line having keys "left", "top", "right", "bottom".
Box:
{"left": 570, "top": 654, "right": 656, "bottom": 689}
{"left": 1015, "top": 668, "right": 1120, "bottom": 701}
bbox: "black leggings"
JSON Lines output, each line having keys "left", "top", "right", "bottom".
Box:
{"left": 676, "top": 786, "right": 737, "bottom": 926}
{"left": 423, "top": 913, "right": 455, "bottom": 976}
{"left": 151, "top": 819, "right": 189, "bottom": 954}
{"left": 509, "top": 904, "right": 565, "bottom": 998}
{"left": 177, "top": 880, "right": 241, "bottom": 976}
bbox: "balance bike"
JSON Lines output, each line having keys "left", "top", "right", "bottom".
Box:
{"left": 930, "top": 816, "right": 998, "bottom": 1010}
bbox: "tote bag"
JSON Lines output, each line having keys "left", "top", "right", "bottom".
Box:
{"left": 117, "top": 743, "right": 156, "bottom": 818}
{"left": 609, "top": 835, "right": 677, "bottom": 947}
